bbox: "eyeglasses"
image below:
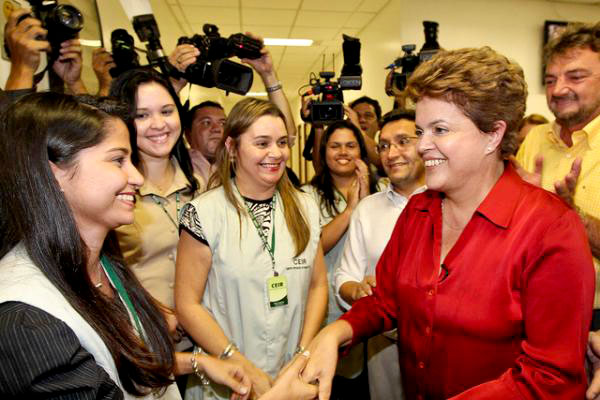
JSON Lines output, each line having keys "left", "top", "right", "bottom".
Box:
{"left": 377, "top": 136, "right": 418, "bottom": 153}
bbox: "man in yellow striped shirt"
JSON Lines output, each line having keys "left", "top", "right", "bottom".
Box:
{"left": 513, "top": 22, "right": 600, "bottom": 399}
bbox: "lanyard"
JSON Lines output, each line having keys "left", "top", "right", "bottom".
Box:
{"left": 100, "top": 255, "right": 144, "bottom": 340}
{"left": 244, "top": 194, "right": 278, "bottom": 276}
{"left": 151, "top": 192, "right": 181, "bottom": 229}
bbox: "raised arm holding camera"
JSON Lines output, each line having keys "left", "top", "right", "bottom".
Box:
{"left": 4, "top": 8, "right": 48, "bottom": 90}
{"left": 4, "top": 5, "right": 86, "bottom": 94}
{"left": 242, "top": 32, "right": 297, "bottom": 145}
{"left": 91, "top": 47, "right": 116, "bottom": 96}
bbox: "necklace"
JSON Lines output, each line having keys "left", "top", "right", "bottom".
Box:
{"left": 441, "top": 198, "right": 466, "bottom": 231}
{"left": 244, "top": 195, "right": 277, "bottom": 275}
{"left": 233, "top": 182, "right": 278, "bottom": 276}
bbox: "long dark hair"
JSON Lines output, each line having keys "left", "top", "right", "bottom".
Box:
{"left": 310, "top": 120, "right": 376, "bottom": 216}
{"left": 0, "top": 93, "right": 174, "bottom": 396}
{"left": 109, "top": 67, "right": 198, "bottom": 194}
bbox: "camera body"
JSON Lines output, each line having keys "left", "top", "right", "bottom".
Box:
{"left": 132, "top": 14, "right": 182, "bottom": 83}
{"left": 25, "top": 0, "right": 83, "bottom": 62}
{"left": 109, "top": 29, "right": 140, "bottom": 78}
{"left": 305, "top": 35, "right": 362, "bottom": 124}
{"left": 177, "top": 24, "right": 263, "bottom": 95}
{"left": 387, "top": 21, "right": 440, "bottom": 93}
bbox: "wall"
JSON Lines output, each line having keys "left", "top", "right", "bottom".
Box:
{"left": 348, "top": 0, "right": 600, "bottom": 119}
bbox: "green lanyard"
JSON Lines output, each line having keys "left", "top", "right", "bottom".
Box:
{"left": 244, "top": 195, "right": 278, "bottom": 277}
{"left": 100, "top": 255, "right": 144, "bottom": 339}
{"left": 151, "top": 192, "right": 181, "bottom": 230}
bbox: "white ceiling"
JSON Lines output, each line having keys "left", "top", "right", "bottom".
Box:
{"left": 86, "top": 0, "right": 600, "bottom": 112}
{"left": 146, "top": 0, "right": 391, "bottom": 108}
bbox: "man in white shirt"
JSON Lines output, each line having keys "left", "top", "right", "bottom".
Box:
{"left": 334, "top": 109, "right": 425, "bottom": 400}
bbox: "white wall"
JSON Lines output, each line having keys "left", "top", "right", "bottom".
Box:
{"left": 346, "top": 0, "right": 600, "bottom": 119}
{"left": 3, "top": 0, "right": 598, "bottom": 118}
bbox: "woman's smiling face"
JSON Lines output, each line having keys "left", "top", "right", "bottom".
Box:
{"left": 416, "top": 96, "right": 491, "bottom": 195}
{"left": 325, "top": 128, "right": 361, "bottom": 178}
{"left": 134, "top": 82, "right": 181, "bottom": 162}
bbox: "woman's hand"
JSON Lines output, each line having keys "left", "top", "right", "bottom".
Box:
{"left": 261, "top": 354, "right": 317, "bottom": 400}
{"left": 354, "top": 158, "right": 370, "bottom": 199}
{"left": 231, "top": 354, "right": 273, "bottom": 399}
{"left": 346, "top": 179, "right": 360, "bottom": 210}
{"left": 197, "top": 355, "right": 251, "bottom": 400}
{"left": 300, "top": 321, "right": 353, "bottom": 400}
{"left": 344, "top": 275, "right": 376, "bottom": 303}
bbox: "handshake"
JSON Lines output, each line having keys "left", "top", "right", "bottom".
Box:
{"left": 199, "top": 347, "right": 318, "bottom": 400}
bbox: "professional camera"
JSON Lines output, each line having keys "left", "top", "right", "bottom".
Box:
{"left": 23, "top": 0, "right": 83, "bottom": 62}
{"left": 386, "top": 21, "right": 440, "bottom": 94}
{"left": 132, "top": 13, "right": 186, "bottom": 87}
{"left": 177, "top": 24, "right": 263, "bottom": 95}
{"left": 302, "top": 34, "right": 362, "bottom": 124}
{"left": 109, "top": 29, "right": 140, "bottom": 78}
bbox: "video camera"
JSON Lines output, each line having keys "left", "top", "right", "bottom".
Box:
{"left": 9, "top": 0, "right": 83, "bottom": 63}
{"left": 132, "top": 14, "right": 170, "bottom": 69}
{"left": 302, "top": 34, "right": 362, "bottom": 124}
{"left": 109, "top": 29, "right": 140, "bottom": 78}
{"left": 177, "top": 24, "right": 263, "bottom": 95}
{"left": 386, "top": 21, "right": 440, "bottom": 94}
{"left": 131, "top": 14, "right": 262, "bottom": 95}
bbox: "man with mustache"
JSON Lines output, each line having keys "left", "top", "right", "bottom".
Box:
{"left": 514, "top": 22, "right": 600, "bottom": 400}
{"left": 185, "top": 101, "right": 227, "bottom": 187}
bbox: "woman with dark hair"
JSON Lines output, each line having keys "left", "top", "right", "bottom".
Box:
{"left": 305, "top": 120, "right": 375, "bottom": 322}
{"left": 109, "top": 68, "right": 200, "bottom": 377}
{"left": 176, "top": 97, "right": 327, "bottom": 400}
{"left": 302, "top": 119, "right": 374, "bottom": 396}
{"left": 0, "top": 93, "right": 250, "bottom": 399}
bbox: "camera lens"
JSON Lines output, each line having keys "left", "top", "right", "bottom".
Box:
{"left": 54, "top": 5, "right": 83, "bottom": 31}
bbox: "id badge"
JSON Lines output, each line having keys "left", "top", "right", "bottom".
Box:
{"left": 267, "top": 275, "right": 288, "bottom": 308}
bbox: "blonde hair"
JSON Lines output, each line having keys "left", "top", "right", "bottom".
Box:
{"left": 519, "top": 114, "right": 549, "bottom": 131}
{"left": 407, "top": 46, "right": 527, "bottom": 158}
{"left": 209, "top": 98, "right": 310, "bottom": 256}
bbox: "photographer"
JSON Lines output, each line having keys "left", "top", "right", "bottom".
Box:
{"left": 91, "top": 42, "right": 197, "bottom": 97}
{"left": 4, "top": 8, "right": 87, "bottom": 94}
{"left": 349, "top": 96, "right": 381, "bottom": 140}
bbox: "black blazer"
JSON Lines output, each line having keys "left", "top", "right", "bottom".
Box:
{"left": 0, "top": 301, "right": 122, "bottom": 399}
